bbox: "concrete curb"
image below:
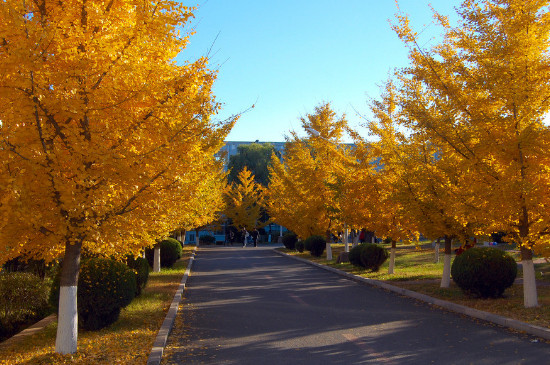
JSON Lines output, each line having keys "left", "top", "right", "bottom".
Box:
{"left": 273, "top": 250, "right": 550, "bottom": 341}
{"left": 147, "top": 246, "right": 197, "bottom": 365}
{"left": 0, "top": 314, "right": 57, "bottom": 347}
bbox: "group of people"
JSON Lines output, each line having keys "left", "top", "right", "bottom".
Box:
{"left": 226, "top": 228, "right": 260, "bottom": 247}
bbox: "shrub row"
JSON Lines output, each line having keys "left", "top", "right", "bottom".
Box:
{"left": 49, "top": 258, "right": 137, "bottom": 331}
{"left": 304, "top": 235, "right": 326, "bottom": 257}
{"left": 285, "top": 233, "right": 326, "bottom": 257}
{"left": 451, "top": 247, "right": 517, "bottom": 298}
{"left": 145, "top": 238, "right": 182, "bottom": 268}
{"left": 0, "top": 272, "right": 51, "bottom": 340}
{"left": 2, "top": 236, "right": 187, "bottom": 336}
{"left": 282, "top": 232, "right": 298, "bottom": 250}
{"left": 349, "top": 243, "right": 388, "bottom": 271}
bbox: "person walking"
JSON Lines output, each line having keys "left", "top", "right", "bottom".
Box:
{"left": 251, "top": 228, "right": 260, "bottom": 247}
{"left": 242, "top": 228, "right": 249, "bottom": 248}
{"left": 228, "top": 230, "right": 235, "bottom": 246}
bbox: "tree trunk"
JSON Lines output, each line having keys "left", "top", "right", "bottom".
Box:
{"left": 388, "top": 240, "right": 396, "bottom": 274}
{"left": 352, "top": 230, "right": 359, "bottom": 248}
{"left": 325, "top": 229, "right": 332, "bottom": 260}
{"left": 440, "top": 236, "right": 452, "bottom": 288}
{"left": 55, "top": 240, "right": 82, "bottom": 354}
{"left": 434, "top": 237, "right": 440, "bottom": 263}
{"left": 344, "top": 224, "right": 349, "bottom": 253}
{"left": 520, "top": 246, "right": 538, "bottom": 307}
{"left": 153, "top": 244, "right": 161, "bottom": 273}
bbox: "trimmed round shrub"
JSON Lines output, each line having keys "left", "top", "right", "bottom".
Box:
{"left": 304, "top": 235, "right": 326, "bottom": 257}
{"left": 360, "top": 243, "right": 389, "bottom": 272}
{"left": 295, "top": 241, "right": 305, "bottom": 253}
{"left": 126, "top": 256, "right": 150, "bottom": 296}
{"left": 145, "top": 238, "right": 183, "bottom": 268}
{"left": 349, "top": 244, "right": 366, "bottom": 267}
{"left": 282, "top": 232, "right": 298, "bottom": 250}
{"left": 50, "top": 258, "right": 137, "bottom": 331}
{"left": 451, "top": 247, "right": 517, "bottom": 298}
{"left": 0, "top": 272, "right": 51, "bottom": 340}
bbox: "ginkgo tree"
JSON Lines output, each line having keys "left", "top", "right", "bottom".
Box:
{"left": 224, "top": 167, "right": 265, "bottom": 237}
{"left": 268, "top": 103, "right": 352, "bottom": 242}
{"left": 0, "top": 0, "right": 233, "bottom": 353}
{"left": 393, "top": 0, "right": 550, "bottom": 307}
{"left": 345, "top": 82, "right": 418, "bottom": 275}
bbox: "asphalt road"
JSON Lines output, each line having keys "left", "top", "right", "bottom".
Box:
{"left": 162, "top": 246, "right": 549, "bottom": 365}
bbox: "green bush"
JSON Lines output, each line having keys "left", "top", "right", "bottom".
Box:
{"left": 199, "top": 235, "right": 215, "bottom": 245}
{"left": 282, "top": 232, "right": 298, "bottom": 250}
{"left": 348, "top": 244, "right": 366, "bottom": 267}
{"left": 304, "top": 235, "right": 326, "bottom": 257}
{"left": 50, "top": 258, "right": 136, "bottom": 331}
{"left": 295, "top": 241, "right": 305, "bottom": 253}
{"left": 126, "top": 256, "right": 150, "bottom": 296}
{"left": 145, "top": 238, "right": 183, "bottom": 268}
{"left": 0, "top": 272, "right": 51, "bottom": 340}
{"left": 360, "top": 243, "right": 389, "bottom": 272}
{"left": 451, "top": 247, "right": 517, "bottom": 298}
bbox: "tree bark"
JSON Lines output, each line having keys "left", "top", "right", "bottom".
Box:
{"left": 55, "top": 240, "right": 82, "bottom": 354}
{"left": 325, "top": 229, "right": 333, "bottom": 260}
{"left": 343, "top": 224, "right": 349, "bottom": 253}
{"left": 440, "top": 236, "right": 452, "bottom": 288}
{"left": 153, "top": 244, "right": 161, "bottom": 273}
{"left": 520, "top": 246, "right": 538, "bottom": 307}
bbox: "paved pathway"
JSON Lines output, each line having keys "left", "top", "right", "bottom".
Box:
{"left": 162, "top": 247, "right": 549, "bottom": 364}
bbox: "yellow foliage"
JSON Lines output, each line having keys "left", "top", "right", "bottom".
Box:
{"left": 392, "top": 0, "right": 550, "bottom": 256}
{"left": 0, "top": 0, "right": 234, "bottom": 264}
{"left": 267, "top": 103, "right": 353, "bottom": 239}
{"left": 224, "top": 167, "right": 265, "bottom": 230}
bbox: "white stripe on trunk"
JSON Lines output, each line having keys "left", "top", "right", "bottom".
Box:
{"left": 440, "top": 253, "right": 452, "bottom": 288}
{"left": 55, "top": 285, "right": 78, "bottom": 354}
{"left": 522, "top": 259, "right": 539, "bottom": 308}
{"left": 153, "top": 246, "right": 161, "bottom": 273}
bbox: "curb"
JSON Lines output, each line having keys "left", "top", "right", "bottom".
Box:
{"left": 273, "top": 250, "right": 550, "bottom": 341}
{"left": 0, "top": 314, "right": 57, "bottom": 347}
{"left": 147, "top": 246, "right": 197, "bottom": 365}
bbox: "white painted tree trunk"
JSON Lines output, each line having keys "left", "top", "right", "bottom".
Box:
{"left": 55, "top": 286, "right": 78, "bottom": 354}
{"left": 371, "top": 236, "right": 375, "bottom": 244}
{"left": 388, "top": 247, "right": 396, "bottom": 274}
{"left": 153, "top": 246, "right": 161, "bottom": 273}
{"left": 440, "top": 253, "right": 452, "bottom": 288}
{"left": 344, "top": 224, "right": 349, "bottom": 253}
{"left": 326, "top": 242, "right": 332, "bottom": 260}
{"left": 522, "top": 259, "right": 539, "bottom": 307}
{"left": 353, "top": 232, "right": 359, "bottom": 248}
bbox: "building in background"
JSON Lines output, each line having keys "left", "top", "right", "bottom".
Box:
{"left": 218, "top": 140, "right": 286, "bottom": 168}
{"left": 183, "top": 140, "right": 288, "bottom": 245}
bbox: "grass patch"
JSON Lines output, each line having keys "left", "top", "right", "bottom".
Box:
{"left": 0, "top": 245, "right": 195, "bottom": 365}
{"left": 281, "top": 244, "right": 550, "bottom": 329}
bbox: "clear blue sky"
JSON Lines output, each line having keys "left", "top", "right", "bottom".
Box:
{"left": 177, "top": 1, "right": 462, "bottom": 142}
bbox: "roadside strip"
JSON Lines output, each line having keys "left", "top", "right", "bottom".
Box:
{"left": 147, "top": 246, "right": 197, "bottom": 365}
{"left": 273, "top": 249, "right": 550, "bottom": 341}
